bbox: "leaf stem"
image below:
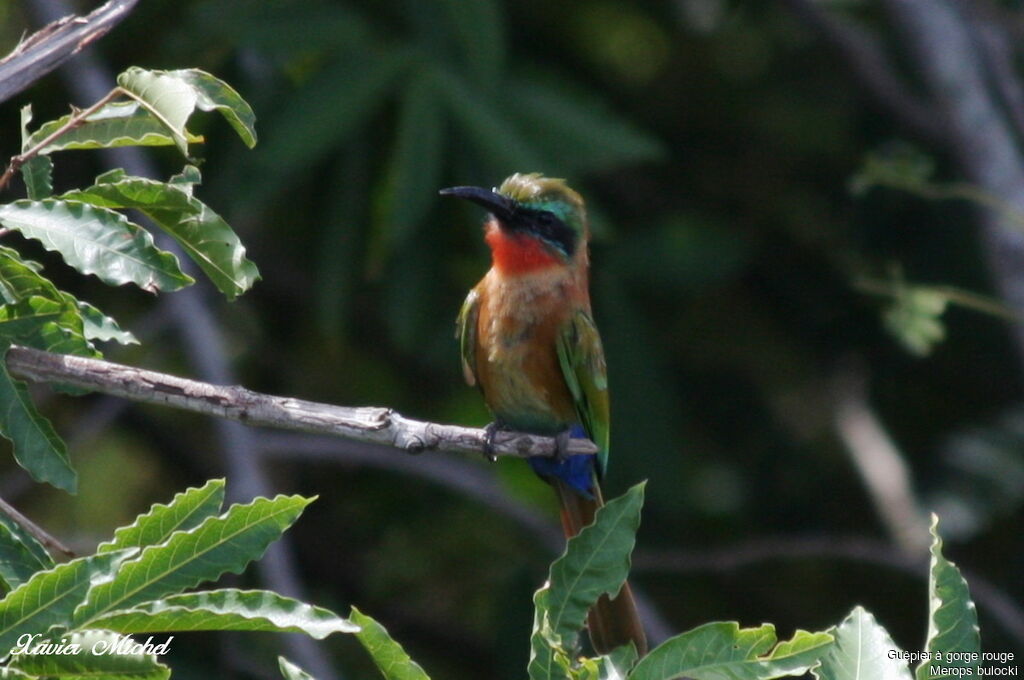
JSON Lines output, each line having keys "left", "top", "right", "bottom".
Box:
{"left": 0, "top": 87, "right": 124, "bottom": 194}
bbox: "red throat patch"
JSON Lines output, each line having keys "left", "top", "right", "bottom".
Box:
{"left": 485, "top": 222, "right": 560, "bottom": 274}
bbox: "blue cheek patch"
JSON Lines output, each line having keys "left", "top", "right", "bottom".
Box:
{"left": 527, "top": 424, "right": 596, "bottom": 498}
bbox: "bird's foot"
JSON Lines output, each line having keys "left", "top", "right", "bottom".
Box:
{"left": 553, "top": 428, "right": 572, "bottom": 464}
{"left": 482, "top": 421, "right": 504, "bottom": 462}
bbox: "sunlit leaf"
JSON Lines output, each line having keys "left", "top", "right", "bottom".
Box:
{"left": 280, "top": 656, "right": 317, "bottom": 680}
{"left": 98, "top": 479, "right": 225, "bottom": 554}
{"left": 630, "top": 624, "right": 833, "bottom": 680}
{"left": 24, "top": 101, "right": 204, "bottom": 154}
{"left": 88, "top": 588, "right": 358, "bottom": 638}
{"left": 0, "top": 200, "right": 193, "bottom": 293}
{"left": 812, "top": 607, "right": 912, "bottom": 680}
{"left": 0, "top": 549, "right": 136, "bottom": 652}
{"left": 915, "top": 516, "right": 980, "bottom": 680}
{"left": 76, "top": 301, "right": 138, "bottom": 346}
{"left": 73, "top": 494, "right": 313, "bottom": 626}
{"left": 117, "top": 67, "right": 256, "bottom": 153}
{"left": 350, "top": 606, "right": 431, "bottom": 680}
{"left": 63, "top": 174, "right": 259, "bottom": 299}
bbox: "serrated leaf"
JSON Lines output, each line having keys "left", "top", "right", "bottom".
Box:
{"left": 0, "top": 348, "right": 76, "bottom": 492}
{"left": 0, "top": 549, "right": 136, "bottom": 653}
{"left": 350, "top": 606, "right": 431, "bottom": 680}
{"left": 73, "top": 494, "right": 313, "bottom": 626}
{"left": 0, "top": 524, "right": 48, "bottom": 592}
{"left": 20, "top": 157, "right": 52, "bottom": 200}
{"left": 24, "top": 101, "right": 204, "bottom": 154}
{"left": 915, "top": 516, "right": 980, "bottom": 680}
{"left": 812, "top": 607, "right": 912, "bottom": 680}
{"left": 62, "top": 175, "right": 259, "bottom": 299}
{"left": 7, "top": 628, "right": 170, "bottom": 680}
{"left": 88, "top": 588, "right": 357, "bottom": 638}
{"left": 0, "top": 508, "right": 52, "bottom": 575}
{"left": 529, "top": 483, "right": 645, "bottom": 680}
{"left": 547, "top": 482, "right": 644, "bottom": 644}
{"left": 0, "top": 200, "right": 193, "bottom": 293}
{"left": 629, "top": 623, "right": 833, "bottom": 680}
{"left": 0, "top": 248, "right": 102, "bottom": 358}
{"left": 98, "top": 479, "right": 225, "bottom": 554}
{"left": 117, "top": 67, "right": 255, "bottom": 154}
{"left": 76, "top": 301, "right": 137, "bottom": 346}
{"left": 280, "top": 656, "right": 316, "bottom": 680}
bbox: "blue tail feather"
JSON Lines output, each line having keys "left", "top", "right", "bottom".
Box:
{"left": 528, "top": 425, "right": 595, "bottom": 498}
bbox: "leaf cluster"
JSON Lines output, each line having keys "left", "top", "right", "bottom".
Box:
{"left": 0, "top": 67, "right": 260, "bottom": 493}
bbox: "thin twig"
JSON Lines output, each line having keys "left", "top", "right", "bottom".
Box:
{"left": 4, "top": 345, "right": 598, "bottom": 460}
{"left": 0, "top": 495, "right": 73, "bottom": 557}
{"left": 0, "top": 87, "right": 122, "bottom": 193}
{"left": 634, "top": 534, "right": 1024, "bottom": 647}
{"left": 778, "top": 0, "right": 944, "bottom": 145}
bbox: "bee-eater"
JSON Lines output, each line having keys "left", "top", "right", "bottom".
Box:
{"left": 442, "top": 173, "right": 647, "bottom": 656}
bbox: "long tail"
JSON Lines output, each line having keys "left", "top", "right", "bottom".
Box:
{"left": 554, "top": 478, "right": 648, "bottom": 657}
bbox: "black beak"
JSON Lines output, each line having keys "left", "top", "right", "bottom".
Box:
{"left": 439, "top": 186, "right": 517, "bottom": 223}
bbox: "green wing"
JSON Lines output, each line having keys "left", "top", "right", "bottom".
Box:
{"left": 556, "top": 310, "right": 611, "bottom": 477}
{"left": 455, "top": 288, "right": 480, "bottom": 387}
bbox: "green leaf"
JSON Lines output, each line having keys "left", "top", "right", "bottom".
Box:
{"left": 253, "top": 50, "right": 410, "bottom": 202}
{"left": 0, "top": 549, "right": 136, "bottom": 653}
{"left": 72, "top": 494, "right": 313, "bottom": 626}
{"left": 0, "top": 200, "right": 193, "bottom": 293}
{"left": 509, "top": 77, "right": 664, "bottom": 174}
{"left": 812, "top": 607, "right": 912, "bottom": 680}
{"left": 547, "top": 482, "right": 645, "bottom": 644}
{"left": 629, "top": 624, "right": 833, "bottom": 680}
{"left": 0, "top": 247, "right": 104, "bottom": 358}
{"left": 97, "top": 479, "right": 225, "bottom": 554}
{"left": 20, "top": 157, "right": 52, "bottom": 201}
{"left": 0, "top": 508, "right": 53, "bottom": 577}
{"left": 350, "top": 606, "right": 431, "bottom": 680}
{"left": 372, "top": 70, "right": 445, "bottom": 264}
{"left": 117, "top": 67, "right": 256, "bottom": 154}
{"left": 915, "top": 516, "right": 980, "bottom": 680}
{"left": 24, "top": 101, "right": 204, "bottom": 154}
{"left": 439, "top": 0, "right": 504, "bottom": 84}
{"left": 436, "top": 69, "right": 544, "bottom": 173}
{"left": 596, "top": 642, "right": 638, "bottom": 680}
{"left": 280, "top": 656, "right": 316, "bottom": 680}
{"left": 0, "top": 348, "right": 76, "bottom": 492}
{"left": 63, "top": 175, "right": 259, "bottom": 300}
{"left": 88, "top": 588, "right": 358, "bottom": 638}
{"left": 76, "top": 301, "right": 138, "bottom": 346}
{"left": 7, "top": 629, "right": 170, "bottom": 680}
{"left": 529, "top": 483, "right": 645, "bottom": 680}
{"left": 0, "top": 524, "right": 49, "bottom": 592}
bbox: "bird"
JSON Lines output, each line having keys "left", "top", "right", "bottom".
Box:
{"left": 441, "top": 172, "right": 648, "bottom": 656}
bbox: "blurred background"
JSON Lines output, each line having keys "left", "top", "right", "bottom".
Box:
{"left": 1, "top": 0, "right": 1022, "bottom": 677}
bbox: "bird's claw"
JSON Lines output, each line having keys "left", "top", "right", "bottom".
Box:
{"left": 482, "top": 422, "right": 502, "bottom": 462}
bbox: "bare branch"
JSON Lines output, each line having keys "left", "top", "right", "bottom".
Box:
{"left": 832, "top": 366, "right": 931, "bottom": 556}
{"left": 5, "top": 345, "right": 598, "bottom": 461}
{"left": 0, "top": 0, "right": 138, "bottom": 105}
{"left": 778, "top": 0, "right": 945, "bottom": 145}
